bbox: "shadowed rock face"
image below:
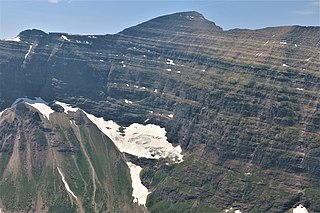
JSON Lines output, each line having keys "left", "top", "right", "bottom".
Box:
{"left": 0, "top": 11, "right": 319, "bottom": 212}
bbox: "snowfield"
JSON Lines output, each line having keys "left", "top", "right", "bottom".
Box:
{"left": 8, "top": 98, "right": 184, "bottom": 208}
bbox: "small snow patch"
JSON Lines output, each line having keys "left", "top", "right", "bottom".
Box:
{"left": 55, "top": 101, "right": 79, "bottom": 113}
{"left": 60, "top": 35, "right": 70, "bottom": 41}
{"left": 177, "top": 71, "right": 181, "bottom": 74}
{"left": 283, "top": 64, "right": 289, "bottom": 67}
{"left": 126, "top": 84, "right": 130, "bottom": 87}
{"left": 202, "top": 69, "right": 206, "bottom": 72}
{"left": 305, "top": 58, "right": 311, "bottom": 62}
{"left": 0, "top": 109, "right": 6, "bottom": 117}
{"left": 5, "top": 36, "right": 21, "bottom": 42}
{"left": 127, "top": 162, "right": 150, "bottom": 206}
{"left": 293, "top": 204, "right": 308, "bottom": 213}
{"left": 280, "top": 41, "right": 287, "bottom": 45}
{"left": 166, "top": 68, "right": 172, "bottom": 72}
{"left": 257, "top": 52, "right": 263, "bottom": 57}
{"left": 25, "top": 45, "right": 33, "bottom": 59}
{"left": 154, "top": 89, "right": 158, "bottom": 93}
{"left": 166, "top": 59, "right": 175, "bottom": 65}
{"left": 125, "top": 99, "right": 133, "bottom": 104}
{"left": 99, "top": 59, "right": 104, "bottom": 62}
{"left": 57, "top": 167, "right": 78, "bottom": 200}
{"left": 123, "top": 64, "right": 126, "bottom": 68}
{"left": 296, "top": 88, "right": 304, "bottom": 91}
{"left": 168, "top": 114, "right": 174, "bottom": 118}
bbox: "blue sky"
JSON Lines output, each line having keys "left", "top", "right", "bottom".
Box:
{"left": 0, "top": 0, "right": 319, "bottom": 38}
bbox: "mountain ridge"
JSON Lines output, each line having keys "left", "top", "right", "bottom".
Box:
{"left": 7, "top": 11, "right": 319, "bottom": 40}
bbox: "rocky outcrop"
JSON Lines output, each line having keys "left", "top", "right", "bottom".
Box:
{"left": 0, "top": 11, "right": 319, "bottom": 212}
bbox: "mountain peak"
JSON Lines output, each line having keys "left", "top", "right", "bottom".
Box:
{"left": 119, "top": 11, "right": 222, "bottom": 37}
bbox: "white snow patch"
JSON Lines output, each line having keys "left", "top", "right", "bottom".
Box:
{"left": 12, "top": 97, "right": 54, "bottom": 120}
{"left": 134, "top": 85, "right": 139, "bottom": 88}
{"left": 99, "top": 59, "right": 104, "bottom": 62}
{"left": 263, "top": 41, "right": 269, "bottom": 45}
{"left": 126, "top": 162, "right": 150, "bottom": 206}
{"left": 166, "top": 68, "right": 171, "bottom": 72}
{"left": 116, "top": 54, "right": 119, "bottom": 57}
{"left": 125, "top": 99, "right": 133, "bottom": 104}
{"left": 296, "top": 88, "right": 304, "bottom": 91}
{"left": 0, "top": 109, "right": 6, "bottom": 117}
{"left": 177, "top": 71, "right": 181, "bottom": 74}
{"left": 25, "top": 45, "right": 33, "bottom": 59}
{"left": 293, "top": 204, "right": 308, "bottom": 213}
{"left": 245, "top": 172, "right": 252, "bottom": 175}
{"left": 295, "top": 44, "right": 298, "bottom": 47}
{"left": 305, "top": 58, "right": 311, "bottom": 62}
{"left": 235, "top": 210, "right": 242, "bottom": 213}
{"left": 5, "top": 36, "right": 21, "bottom": 42}
{"left": 84, "top": 113, "right": 183, "bottom": 161}
{"left": 126, "top": 84, "right": 130, "bottom": 87}
{"left": 143, "top": 55, "right": 146, "bottom": 58}
{"left": 123, "top": 64, "right": 126, "bottom": 68}
{"left": 55, "top": 101, "right": 79, "bottom": 113}
{"left": 70, "top": 120, "right": 78, "bottom": 127}
{"left": 60, "top": 35, "right": 70, "bottom": 41}
{"left": 141, "top": 87, "right": 146, "bottom": 89}
{"left": 202, "top": 69, "right": 206, "bottom": 72}
{"left": 168, "top": 114, "right": 174, "bottom": 118}
{"left": 120, "top": 61, "right": 124, "bottom": 64}
{"left": 283, "top": 64, "right": 289, "bottom": 67}
{"left": 181, "top": 64, "right": 185, "bottom": 67}
{"left": 57, "top": 167, "right": 78, "bottom": 200}
{"left": 166, "top": 59, "right": 175, "bottom": 65}
{"left": 154, "top": 89, "right": 158, "bottom": 93}
{"left": 280, "top": 41, "right": 287, "bottom": 45}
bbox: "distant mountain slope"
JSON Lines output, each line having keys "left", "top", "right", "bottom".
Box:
{"left": 0, "top": 11, "right": 319, "bottom": 212}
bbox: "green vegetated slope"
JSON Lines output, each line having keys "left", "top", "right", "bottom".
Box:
{"left": 0, "top": 11, "right": 319, "bottom": 212}
{"left": 0, "top": 103, "right": 143, "bottom": 212}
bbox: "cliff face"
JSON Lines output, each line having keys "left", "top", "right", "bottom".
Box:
{"left": 0, "top": 11, "right": 319, "bottom": 212}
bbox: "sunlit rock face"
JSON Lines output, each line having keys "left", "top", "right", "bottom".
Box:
{"left": 0, "top": 11, "right": 319, "bottom": 212}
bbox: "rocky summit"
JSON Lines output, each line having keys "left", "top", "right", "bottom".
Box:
{"left": 0, "top": 11, "right": 320, "bottom": 212}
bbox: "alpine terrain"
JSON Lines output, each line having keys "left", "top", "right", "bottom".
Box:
{"left": 0, "top": 11, "right": 319, "bottom": 212}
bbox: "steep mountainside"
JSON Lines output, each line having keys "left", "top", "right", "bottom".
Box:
{"left": 0, "top": 11, "right": 319, "bottom": 212}
{"left": 0, "top": 101, "right": 145, "bottom": 213}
